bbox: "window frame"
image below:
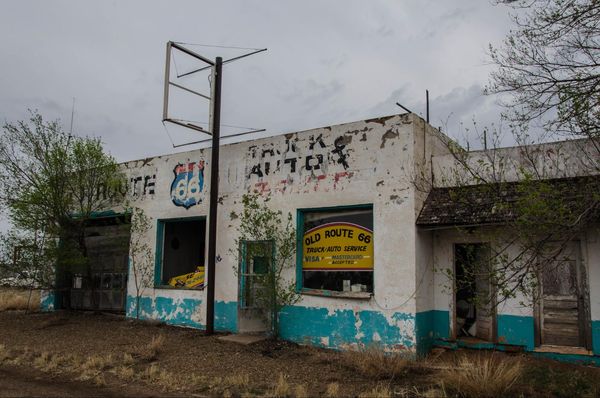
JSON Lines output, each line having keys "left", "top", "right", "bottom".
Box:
{"left": 154, "top": 216, "right": 207, "bottom": 289}
{"left": 296, "top": 204, "right": 374, "bottom": 299}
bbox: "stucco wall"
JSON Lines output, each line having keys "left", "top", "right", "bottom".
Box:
{"left": 432, "top": 138, "right": 600, "bottom": 188}
{"left": 122, "top": 113, "right": 436, "bottom": 353}
{"left": 429, "top": 226, "right": 600, "bottom": 355}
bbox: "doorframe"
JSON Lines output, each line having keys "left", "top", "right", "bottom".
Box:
{"left": 534, "top": 239, "right": 592, "bottom": 349}
{"left": 452, "top": 242, "right": 497, "bottom": 342}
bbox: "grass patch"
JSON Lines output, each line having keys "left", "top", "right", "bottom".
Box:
{"left": 342, "top": 346, "right": 415, "bottom": 380}
{"left": 138, "top": 333, "right": 166, "bottom": 361}
{"left": 439, "top": 352, "right": 522, "bottom": 398}
{"left": 0, "top": 289, "right": 38, "bottom": 311}
{"left": 270, "top": 373, "right": 291, "bottom": 397}
{"left": 522, "top": 362, "right": 600, "bottom": 398}
{"left": 325, "top": 382, "right": 340, "bottom": 397}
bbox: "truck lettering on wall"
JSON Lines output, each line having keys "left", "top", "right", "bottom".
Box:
{"left": 245, "top": 134, "right": 351, "bottom": 194}
{"left": 171, "top": 161, "right": 205, "bottom": 209}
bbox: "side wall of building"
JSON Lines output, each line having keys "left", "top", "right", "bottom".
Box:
{"left": 429, "top": 226, "right": 600, "bottom": 359}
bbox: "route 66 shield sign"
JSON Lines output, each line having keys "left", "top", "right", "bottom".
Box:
{"left": 170, "top": 160, "right": 205, "bottom": 209}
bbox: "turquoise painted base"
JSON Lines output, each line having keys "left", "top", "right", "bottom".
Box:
{"left": 497, "top": 314, "right": 535, "bottom": 351}
{"left": 125, "top": 295, "right": 237, "bottom": 332}
{"left": 415, "top": 310, "right": 450, "bottom": 356}
{"left": 592, "top": 320, "right": 600, "bottom": 355}
{"left": 40, "top": 291, "right": 56, "bottom": 312}
{"left": 278, "top": 305, "right": 416, "bottom": 352}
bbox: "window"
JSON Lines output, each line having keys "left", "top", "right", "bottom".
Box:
{"left": 299, "top": 206, "right": 373, "bottom": 294}
{"left": 157, "top": 218, "right": 206, "bottom": 288}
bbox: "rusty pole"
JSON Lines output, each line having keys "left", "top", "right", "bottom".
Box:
{"left": 205, "top": 56, "right": 222, "bottom": 335}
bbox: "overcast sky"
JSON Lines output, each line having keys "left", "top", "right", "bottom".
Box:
{"left": 0, "top": 1, "right": 515, "bottom": 162}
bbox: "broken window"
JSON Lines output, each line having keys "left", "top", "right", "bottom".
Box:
{"left": 300, "top": 207, "right": 373, "bottom": 293}
{"left": 159, "top": 218, "right": 206, "bottom": 288}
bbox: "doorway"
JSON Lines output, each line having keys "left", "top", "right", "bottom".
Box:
{"left": 237, "top": 240, "right": 273, "bottom": 333}
{"left": 537, "top": 241, "right": 591, "bottom": 349}
{"left": 454, "top": 243, "right": 495, "bottom": 342}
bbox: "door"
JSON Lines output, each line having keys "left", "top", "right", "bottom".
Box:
{"left": 454, "top": 243, "right": 495, "bottom": 342}
{"left": 539, "top": 241, "right": 590, "bottom": 348}
{"left": 237, "top": 240, "right": 273, "bottom": 333}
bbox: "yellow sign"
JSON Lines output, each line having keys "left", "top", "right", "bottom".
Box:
{"left": 302, "top": 222, "right": 373, "bottom": 271}
{"left": 168, "top": 266, "right": 205, "bottom": 288}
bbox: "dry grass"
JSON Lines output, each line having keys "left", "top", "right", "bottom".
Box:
{"left": 0, "top": 344, "right": 9, "bottom": 363}
{"left": 343, "top": 346, "right": 413, "bottom": 379}
{"left": 223, "top": 373, "right": 250, "bottom": 388}
{"left": 270, "top": 373, "right": 292, "bottom": 397}
{"left": 293, "top": 384, "right": 309, "bottom": 398}
{"left": 0, "top": 289, "right": 38, "bottom": 311}
{"left": 439, "top": 352, "right": 522, "bottom": 397}
{"left": 139, "top": 333, "right": 166, "bottom": 361}
{"left": 122, "top": 352, "right": 135, "bottom": 366}
{"left": 325, "top": 382, "right": 340, "bottom": 397}
{"left": 358, "top": 384, "right": 392, "bottom": 398}
{"left": 114, "top": 365, "right": 135, "bottom": 380}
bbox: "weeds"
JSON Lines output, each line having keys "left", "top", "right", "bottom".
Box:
{"left": 343, "top": 345, "right": 413, "bottom": 379}
{"left": 139, "top": 333, "right": 165, "bottom": 361}
{"left": 523, "top": 363, "right": 600, "bottom": 398}
{"left": 294, "top": 384, "right": 309, "bottom": 398}
{"left": 440, "top": 352, "right": 522, "bottom": 397}
{"left": 325, "top": 382, "right": 340, "bottom": 397}
{"left": 358, "top": 383, "right": 392, "bottom": 398}
{"left": 270, "top": 373, "right": 291, "bottom": 397}
{"left": 0, "top": 289, "right": 38, "bottom": 311}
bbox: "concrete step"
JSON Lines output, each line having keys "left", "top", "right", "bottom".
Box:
{"left": 218, "top": 333, "right": 269, "bottom": 345}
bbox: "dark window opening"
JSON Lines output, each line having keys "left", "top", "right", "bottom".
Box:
{"left": 161, "top": 219, "right": 206, "bottom": 287}
{"left": 301, "top": 207, "right": 373, "bottom": 293}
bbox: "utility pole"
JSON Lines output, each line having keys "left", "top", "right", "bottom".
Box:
{"left": 205, "top": 57, "right": 223, "bottom": 335}
{"left": 162, "top": 42, "right": 266, "bottom": 335}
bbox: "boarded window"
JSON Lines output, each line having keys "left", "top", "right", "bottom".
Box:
{"left": 301, "top": 207, "right": 373, "bottom": 293}
{"left": 160, "top": 219, "right": 206, "bottom": 288}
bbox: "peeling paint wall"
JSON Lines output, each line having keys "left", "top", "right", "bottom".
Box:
{"left": 120, "top": 113, "right": 442, "bottom": 354}
{"left": 429, "top": 226, "right": 600, "bottom": 357}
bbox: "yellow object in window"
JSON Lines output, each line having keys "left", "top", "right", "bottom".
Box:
{"left": 168, "top": 266, "right": 205, "bottom": 288}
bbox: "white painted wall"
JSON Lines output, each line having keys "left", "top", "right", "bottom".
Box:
{"left": 432, "top": 138, "right": 600, "bottom": 188}
{"left": 121, "top": 113, "right": 438, "bottom": 346}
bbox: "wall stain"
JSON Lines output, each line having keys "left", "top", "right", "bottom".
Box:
{"left": 366, "top": 115, "right": 395, "bottom": 126}
{"left": 380, "top": 130, "right": 400, "bottom": 149}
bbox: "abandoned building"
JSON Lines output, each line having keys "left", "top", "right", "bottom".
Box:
{"left": 40, "top": 112, "right": 600, "bottom": 364}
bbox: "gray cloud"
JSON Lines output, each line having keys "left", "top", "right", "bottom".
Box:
{"left": 0, "top": 0, "right": 514, "bottom": 161}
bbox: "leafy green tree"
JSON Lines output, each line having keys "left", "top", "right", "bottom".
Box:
{"left": 0, "top": 111, "right": 123, "bottom": 305}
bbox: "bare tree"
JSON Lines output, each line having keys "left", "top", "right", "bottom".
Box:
{"left": 127, "top": 207, "right": 154, "bottom": 320}
{"left": 488, "top": 0, "right": 600, "bottom": 157}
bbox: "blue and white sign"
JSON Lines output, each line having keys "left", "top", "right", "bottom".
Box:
{"left": 170, "top": 160, "right": 205, "bottom": 209}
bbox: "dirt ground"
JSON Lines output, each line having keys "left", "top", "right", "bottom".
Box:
{"left": 0, "top": 311, "right": 599, "bottom": 397}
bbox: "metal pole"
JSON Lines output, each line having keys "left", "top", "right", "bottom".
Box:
{"left": 163, "top": 42, "right": 172, "bottom": 121}
{"left": 205, "top": 57, "right": 222, "bottom": 335}
{"left": 426, "top": 89, "right": 429, "bottom": 124}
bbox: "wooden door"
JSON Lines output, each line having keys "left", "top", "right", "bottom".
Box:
{"left": 454, "top": 243, "right": 495, "bottom": 342}
{"left": 540, "top": 242, "right": 587, "bottom": 347}
{"left": 476, "top": 269, "right": 495, "bottom": 341}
